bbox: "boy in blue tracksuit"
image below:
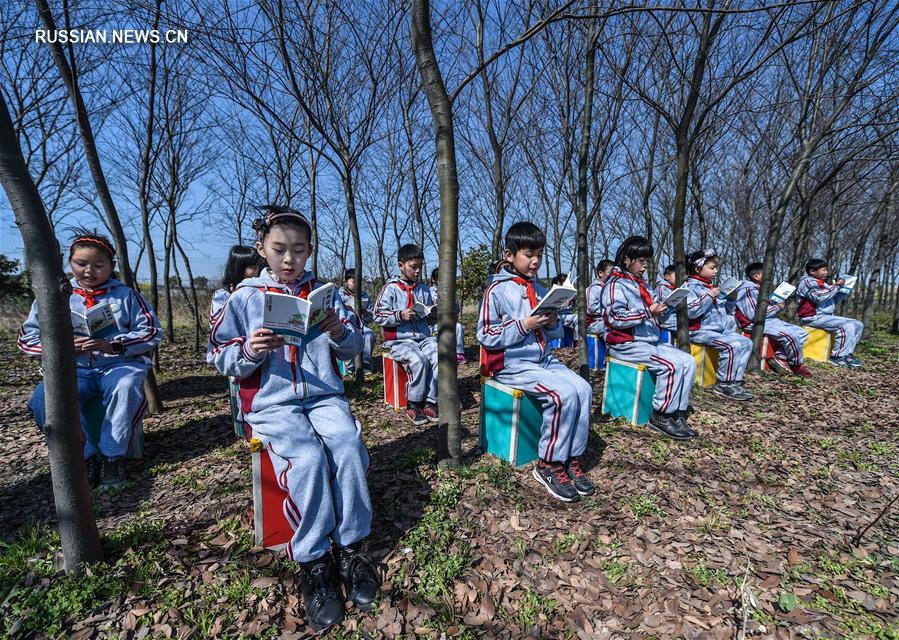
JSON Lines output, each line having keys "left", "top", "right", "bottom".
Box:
{"left": 338, "top": 269, "right": 376, "bottom": 373}
{"left": 478, "top": 221, "right": 594, "bottom": 503}
{"left": 18, "top": 230, "right": 162, "bottom": 488}
{"left": 429, "top": 267, "right": 466, "bottom": 363}
{"left": 735, "top": 262, "right": 811, "bottom": 377}
{"left": 685, "top": 249, "right": 753, "bottom": 401}
{"left": 373, "top": 244, "right": 439, "bottom": 426}
{"left": 602, "top": 237, "right": 697, "bottom": 440}
{"left": 796, "top": 258, "right": 863, "bottom": 368}
{"left": 208, "top": 206, "right": 378, "bottom": 633}
{"left": 586, "top": 259, "right": 614, "bottom": 336}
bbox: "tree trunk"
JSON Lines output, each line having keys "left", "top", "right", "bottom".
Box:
{"left": 575, "top": 19, "right": 597, "bottom": 380}
{"left": 0, "top": 91, "right": 103, "bottom": 571}
{"left": 341, "top": 165, "right": 366, "bottom": 383}
{"left": 412, "top": 0, "right": 462, "bottom": 467}
{"left": 672, "top": 143, "right": 691, "bottom": 351}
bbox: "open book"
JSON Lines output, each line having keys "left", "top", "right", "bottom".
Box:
{"left": 769, "top": 281, "right": 796, "bottom": 304}
{"left": 719, "top": 276, "right": 742, "bottom": 297}
{"left": 530, "top": 275, "right": 577, "bottom": 317}
{"left": 412, "top": 301, "right": 436, "bottom": 318}
{"left": 263, "top": 283, "right": 335, "bottom": 346}
{"left": 72, "top": 303, "right": 118, "bottom": 339}
{"left": 663, "top": 285, "right": 690, "bottom": 308}
{"left": 839, "top": 275, "right": 858, "bottom": 295}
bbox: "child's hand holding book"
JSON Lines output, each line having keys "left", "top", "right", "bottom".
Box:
{"left": 249, "top": 328, "right": 286, "bottom": 354}
{"left": 523, "top": 312, "right": 558, "bottom": 332}
{"left": 400, "top": 308, "right": 417, "bottom": 321}
{"left": 318, "top": 309, "right": 344, "bottom": 338}
{"left": 649, "top": 302, "right": 668, "bottom": 317}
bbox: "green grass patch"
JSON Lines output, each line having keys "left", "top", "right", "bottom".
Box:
{"left": 627, "top": 493, "right": 666, "bottom": 519}
{"left": 514, "top": 589, "right": 558, "bottom": 628}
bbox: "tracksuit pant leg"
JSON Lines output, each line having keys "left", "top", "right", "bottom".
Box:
{"left": 764, "top": 319, "right": 808, "bottom": 365}
{"left": 247, "top": 395, "right": 372, "bottom": 563}
{"left": 610, "top": 341, "right": 695, "bottom": 413}
{"left": 388, "top": 338, "right": 438, "bottom": 404}
{"left": 494, "top": 357, "right": 592, "bottom": 463}
{"left": 347, "top": 326, "right": 376, "bottom": 373}
{"left": 803, "top": 315, "right": 864, "bottom": 357}
{"left": 692, "top": 329, "right": 752, "bottom": 383}
{"left": 455, "top": 323, "right": 465, "bottom": 355}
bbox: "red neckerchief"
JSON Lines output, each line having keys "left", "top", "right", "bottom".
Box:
{"left": 511, "top": 275, "right": 545, "bottom": 349}
{"left": 396, "top": 280, "right": 416, "bottom": 309}
{"left": 689, "top": 274, "right": 712, "bottom": 288}
{"left": 615, "top": 269, "right": 655, "bottom": 308}
{"left": 73, "top": 286, "right": 108, "bottom": 309}
{"left": 814, "top": 278, "right": 827, "bottom": 289}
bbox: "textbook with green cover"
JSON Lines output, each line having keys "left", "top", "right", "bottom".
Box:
{"left": 71, "top": 303, "right": 118, "bottom": 339}
{"left": 263, "top": 283, "right": 334, "bottom": 345}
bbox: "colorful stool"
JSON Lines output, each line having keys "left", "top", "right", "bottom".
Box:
{"left": 479, "top": 377, "right": 543, "bottom": 467}
{"left": 600, "top": 357, "right": 656, "bottom": 425}
{"left": 690, "top": 344, "right": 718, "bottom": 387}
{"left": 658, "top": 329, "right": 675, "bottom": 345}
{"left": 741, "top": 331, "right": 776, "bottom": 371}
{"left": 246, "top": 434, "right": 292, "bottom": 550}
{"left": 383, "top": 354, "right": 409, "bottom": 410}
{"left": 547, "top": 326, "right": 576, "bottom": 350}
{"left": 228, "top": 376, "right": 244, "bottom": 437}
{"left": 83, "top": 397, "right": 144, "bottom": 458}
{"left": 337, "top": 359, "right": 348, "bottom": 377}
{"left": 587, "top": 334, "right": 606, "bottom": 371}
{"left": 801, "top": 327, "right": 832, "bottom": 363}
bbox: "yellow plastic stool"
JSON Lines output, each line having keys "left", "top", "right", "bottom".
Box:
{"left": 802, "top": 327, "right": 832, "bottom": 363}
{"left": 690, "top": 344, "right": 719, "bottom": 387}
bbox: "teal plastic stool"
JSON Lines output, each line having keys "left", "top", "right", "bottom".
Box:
{"left": 228, "top": 376, "right": 244, "bottom": 437}
{"left": 587, "top": 334, "right": 606, "bottom": 370}
{"left": 600, "top": 357, "right": 656, "bottom": 425}
{"left": 479, "top": 377, "right": 543, "bottom": 467}
{"left": 83, "top": 397, "right": 144, "bottom": 458}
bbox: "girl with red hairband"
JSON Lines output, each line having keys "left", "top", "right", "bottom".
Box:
{"left": 17, "top": 229, "right": 162, "bottom": 488}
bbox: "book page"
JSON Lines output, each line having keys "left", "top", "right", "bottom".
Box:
{"left": 530, "top": 284, "right": 576, "bottom": 316}
{"left": 769, "top": 281, "right": 796, "bottom": 304}
{"left": 663, "top": 286, "right": 690, "bottom": 308}
{"left": 264, "top": 292, "right": 311, "bottom": 345}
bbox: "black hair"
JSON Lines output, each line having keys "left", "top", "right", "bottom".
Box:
{"left": 504, "top": 221, "right": 546, "bottom": 254}
{"left": 805, "top": 258, "right": 827, "bottom": 274}
{"left": 686, "top": 249, "right": 720, "bottom": 275}
{"left": 551, "top": 274, "right": 566, "bottom": 285}
{"left": 663, "top": 264, "right": 677, "bottom": 276}
{"left": 431, "top": 268, "right": 439, "bottom": 283}
{"left": 68, "top": 227, "right": 116, "bottom": 262}
{"left": 398, "top": 243, "right": 424, "bottom": 263}
{"left": 614, "top": 236, "right": 653, "bottom": 268}
{"left": 252, "top": 204, "right": 313, "bottom": 243}
{"left": 222, "top": 245, "right": 263, "bottom": 291}
{"left": 344, "top": 268, "right": 356, "bottom": 281}
{"left": 489, "top": 258, "right": 509, "bottom": 275}
{"left": 596, "top": 259, "right": 614, "bottom": 274}
{"left": 745, "top": 262, "right": 764, "bottom": 279}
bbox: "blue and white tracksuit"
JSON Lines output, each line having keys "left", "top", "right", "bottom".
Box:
{"left": 586, "top": 280, "right": 605, "bottom": 336}
{"left": 685, "top": 275, "right": 752, "bottom": 383}
{"left": 796, "top": 276, "right": 863, "bottom": 357}
{"left": 734, "top": 282, "right": 807, "bottom": 366}
{"left": 478, "top": 268, "right": 591, "bottom": 464}
{"left": 652, "top": 280, "right": 678, "bottom": 332}
{"left": 428, "top": 284, "right": 465, "bottom": 356}
{"left": 208, "top": 268, "right": 370, "bottom": 563}
{"left": 338, "top": 287, "right": 376, "bottom": 370}
{"left": 602, "top": 268, "right": 695, "bottom": 413}
{"left": 374, "top": 277, "right": 438, "bottom": 404}
{"left": 18, "top": 277, "right": 161, "bottom": 460}
{"left": 209, "top": 287, "right": 231, "bottom": 329}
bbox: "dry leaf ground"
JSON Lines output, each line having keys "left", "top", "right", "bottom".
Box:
{"left": 1, "top": 317, "right": 897, "bottom": 639}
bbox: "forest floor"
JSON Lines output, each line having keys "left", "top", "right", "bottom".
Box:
{"left": 0, "top": 317, "right": 897, "bottom": 640}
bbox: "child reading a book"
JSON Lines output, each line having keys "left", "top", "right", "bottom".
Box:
{"left": 207, "top": 206, "right": 378, "bottom": 632}
{"left": 652, "top": 264, "right": 679, "bottom": 338}
{"left": 586, "top": 259, "right": 614, "bottom": 336}
{"left": 478, "top": 222, "right": 594, "bottom": 503}
{"left": 429, "top": 267, "right": 466, "bottom": 364}
{"left": 339, "top": 269, "right": 376, "bottom": 373}
{"left": 735, "top": 262, "right": 811, "bottom": 377}
{"left": 685, "top": 249, "right": 753, "bottom": 400}
{"left": 209, "top": 245, "right": 263, "bottom": 329}
{"left": 373, "top": 244, "right": 439, "bottom": 425}
{"left": 18, "top": 230, "right": 162, "bottom": 488}
{"left": 796, "top": 258, "right": 864, "bottom": 368}
{"left": 601, "top": 237, "right": 697, "bottom": 440}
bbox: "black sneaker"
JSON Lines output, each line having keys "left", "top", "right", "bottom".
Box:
{"left": 99, "top": 456, "right": 125, "bottom": 488}
{"left": 299, "top": 555, "right": 345, "bottom": 633}
{"left": 335, "top": 542, "right": 380, "bottom": 612}
{"left": 732, "top": 381, "right": 753, "bottom": 400}
{"left": 647, "top": 410, "right": 695, "bottom": 441}
{"left": 767, "top": 356, "right": 791, "bottom": 375}
{"left": 564, "top": 457, "right": 595, "bottom": 496}
{"left": 708, "top": 382, "right": 751, "bottom": 401}
{"left": 674, "top": 413, "right": 699, "bottom": 438}
{"left": 532, "top": 460, "right": 579, "bottom": 502}
{"left": 404, "top": 403, "right": 428, "bottom": 426}
{"left": 85, "top": 455, "right": 101, "bottom": 489}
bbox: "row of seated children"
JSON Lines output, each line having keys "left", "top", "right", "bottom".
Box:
{"left": 18, "top": 230, "right": 162, "bottom": 489}
{"left": 207, "top": 206, "right": 379, "bottom": 633}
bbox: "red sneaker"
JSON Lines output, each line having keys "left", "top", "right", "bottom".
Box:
{"left": 767, "top": 356, "right": 791, "bottom": 375}
{"left": 405, "top": 405, "right": 428, "bottom": 426}
{"left": 422, "top": 402, "right": 439, "bottom": 423}
{"left": 791, "top": 363, "right": 813, "bottom": 378}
